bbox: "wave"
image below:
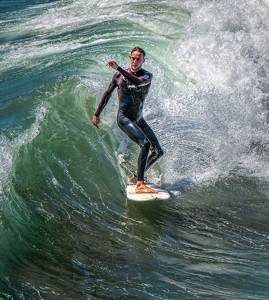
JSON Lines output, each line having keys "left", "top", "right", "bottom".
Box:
{"left": 1, "top": 0, "right": 269, "bottom": 298}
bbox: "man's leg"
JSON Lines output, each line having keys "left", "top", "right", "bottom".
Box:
{"left": 137, "top": 118, "right": 164, "bottom": 171}
{"left": 117, "top": 113, "right": 157, "bottom": 193}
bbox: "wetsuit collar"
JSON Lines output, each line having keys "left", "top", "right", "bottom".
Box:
{"left": 130, "top": 67, "right": 142, "bottom": 74}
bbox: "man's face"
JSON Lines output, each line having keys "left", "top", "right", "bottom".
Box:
{"left": 130, "top": 50, "right": 144, "bottom": 72}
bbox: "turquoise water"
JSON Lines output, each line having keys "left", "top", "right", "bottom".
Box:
{"left": 1, "top": 0, "right": 269, "bottom": 299}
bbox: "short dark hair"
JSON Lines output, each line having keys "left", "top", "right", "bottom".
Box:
{"left": 130, "top": 47, "right": 146, "bottom": 57}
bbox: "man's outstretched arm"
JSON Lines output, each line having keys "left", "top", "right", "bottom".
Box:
{"left": 92, "top": 75, "right": 117, "bottom": 128}
{"left": 107, "top": 59, "right": 152, "bottom": 86}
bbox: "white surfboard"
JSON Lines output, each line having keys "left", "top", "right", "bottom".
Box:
{"left": 126, "top": 183, "right": 170, "bottom": 201}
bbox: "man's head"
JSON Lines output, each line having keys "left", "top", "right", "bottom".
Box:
{"left": 130, "top": 47, "right": 145, "bottom": 72}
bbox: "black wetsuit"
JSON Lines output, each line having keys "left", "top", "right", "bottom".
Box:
{"left": 95, "top": 66, "right": 163, "bottom": 181}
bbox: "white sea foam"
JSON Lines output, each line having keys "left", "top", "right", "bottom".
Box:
{"left": 151, "top": 0, "right": 269, "bottom": 184}
{"left": 0, "top": 104, "right": 47, "bottom": 196}
{"left": 0, "top": 136, "right": 13, "bottom": 195}
{"left": 17, "top": 104, "right": 47, "bottom": 146}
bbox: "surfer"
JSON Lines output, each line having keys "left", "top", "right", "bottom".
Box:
{"left": 92, "top": 47, "right": 163, "bottom": 193}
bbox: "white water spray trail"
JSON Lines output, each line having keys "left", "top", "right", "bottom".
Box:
{"left": 155, "top": 0, "right": 269, "bottom": 184}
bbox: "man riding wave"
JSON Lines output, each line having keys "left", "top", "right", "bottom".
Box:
{"left": 92, "top": 47, "right": 163, "bottom": 193}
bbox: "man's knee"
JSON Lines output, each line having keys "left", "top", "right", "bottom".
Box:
{"left": 152, "top": 147, "right": 164, "bottom": 158}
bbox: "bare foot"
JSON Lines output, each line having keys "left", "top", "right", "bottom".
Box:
{"left": 135, "top": 181, "right": 158, "bottom": 193}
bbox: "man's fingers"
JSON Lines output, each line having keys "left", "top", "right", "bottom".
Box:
{"left": 106, "top": 60, "right": 113, "bottom": 65}
{"left": 92, "top": 121, "right": 99, "bottom": 129}
{"left": 91, "top": 116, "right": 100, "bottom": 128}
{"left": 106, "top": 60, "right": 118, "bottom": 69}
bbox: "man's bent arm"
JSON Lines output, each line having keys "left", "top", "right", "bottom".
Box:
{"left": 117, "top": 66, "right": 152, "bottom": 86}
{"left": 94, "top": 75, "right": 117, "bottom": 117}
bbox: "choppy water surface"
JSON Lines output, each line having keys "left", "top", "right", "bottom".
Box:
{"left": 1, "top": 0, "right": 269, "bottom": 298}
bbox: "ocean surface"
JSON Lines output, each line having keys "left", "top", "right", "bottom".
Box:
{"left": 1, "top": 0, "right": 269, "bottom": 299}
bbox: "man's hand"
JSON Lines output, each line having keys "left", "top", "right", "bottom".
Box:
{"left": 106, "top": 59, "right": 118, "bottom": 70}
{"left": 92, "top": 115, "right": 100, "bottom": 128}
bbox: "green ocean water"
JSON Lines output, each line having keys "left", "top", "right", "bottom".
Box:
{"left": 1, "top": 0, "right": 269, "bottom": 299}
